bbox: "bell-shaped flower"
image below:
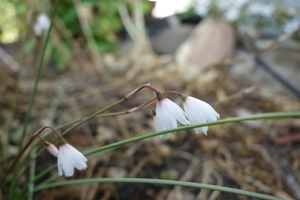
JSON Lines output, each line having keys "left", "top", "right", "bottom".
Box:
{"left": 154, "top": 97, "right": 190, "bottom": 136}
{"left": 33, "top": 13, "right": 51, "bottom": 36}
{"left": 57, "top": 143, "right": 88, "bottom": 177}
{"left": 181, "top": 95, "right": 220, "bottom": 135}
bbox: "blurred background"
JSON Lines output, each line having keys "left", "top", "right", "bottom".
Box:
{"left": 1, "top": 0, "right": 300, "bottom": 199}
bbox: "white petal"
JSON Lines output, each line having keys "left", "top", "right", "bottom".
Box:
{"left": 57, "top": 144, "right": 88, "bottom": 177}
{"left": 155, "top": 98, "right": 185, "bottom": 132}
{"left": 37, "top": 14, "right": 50, "bottom": 30}
{"left": 183, "top": 96, "right": 219, "bottom": 135}
{"left": 59, "top": 147, "right": 74, "bottom": 177}
{"left": 153, "top": 115, "right": 159, "bottom": 131}
{"left": 156, "top": 100, "right": 176, "bottom": 131}
{"left": 194, "top": 126, "right": 208, "bottom": 135}
{"left": 64, "top": 144, "right": 88, "bottom": 170}
{"left": 163, "top": 98, "right": 189, "bottom": 126}
{"left": 57, "top": 157, "right": 63, "bottom": 176}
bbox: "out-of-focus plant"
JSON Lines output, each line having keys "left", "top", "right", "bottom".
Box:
{"left": 0, "top": 0, "right": 26, "bottom": 43}
{"left": 1, "top": 2, "right": 300, "bottom": 200}
{"left": 57, "top": 0, "right": 123, "bottom": 54}
{"left": 0, "top": 0, "right": 152, "bottom": 70}
{"left": 194, "top": 0, "right": 300, "bottom": 37}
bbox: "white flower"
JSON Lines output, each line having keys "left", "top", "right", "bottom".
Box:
{"left": 182, "top": 96, "right": 220, "bottom": 135}
{"left": 33, "top": 13, "right": 50, "bottom": 36}
{"left": 57, "top": 143, "right": 88, "bottom": 177}
{"left": 154, "top": 98, "right": 190, "bottom": 136}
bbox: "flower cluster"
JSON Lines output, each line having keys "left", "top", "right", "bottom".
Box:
{"left": 153, "top": 93, "right": 220, "bottom": 136}
{"left": 124, "top": 84, "right": 220, "bottom": 137}
{"left": 32, "top": 84, "right": 218, "bottom": 178}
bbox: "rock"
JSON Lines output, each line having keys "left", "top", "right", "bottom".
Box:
{"left": 152, "top": 25, "right": 194, "bottom": 54}
{"left": 175, "top": 18, "right": 236, "bottom": 78}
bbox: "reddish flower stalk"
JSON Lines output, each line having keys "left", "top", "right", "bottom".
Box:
{"left": 1, "top": 126, "right": 63, "bottom": 188}
{"left": 125, "top": 83, "right": 162, "bottom": 99}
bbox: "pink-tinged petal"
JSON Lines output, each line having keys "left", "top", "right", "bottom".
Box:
{"left": 47, "top": 144, "right": 59, "bottom": 157}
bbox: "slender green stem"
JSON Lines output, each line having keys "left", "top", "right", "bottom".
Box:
{"left": 86, "top": 111, "right": 300, "bottom": 156}
{"left": 58, "top": 83, "right": 159, "bottom": 136}
{"left": 34, "top": 178, "right": 282, "bottom": 200}
{"left": 28, "top": 147, "right": 37, "bottom": 200}
{"left": 19, "top": 165, "right": 57, "bottom": 199}
{"left": 18, "top": 0, "right": 58, "bottom": 151}
{"left": 23, "top": 98, "right": 133, "bottom": 172}
{"left": 31, "top": 104, "right": 139, "bottom": 162}
{"left": 34, "top": 111, "right": 300, "bottom": 188}
{"left": 1, "top": 136, "right": 36, "bottom": 189}
{"left": 56, "top": 98, "right": 153, "bottom": 133}
{"left": 4, "top": 65, "right": 22, "bottom": 168}
{"left": 2, "top": 126, "right": 51, "bottom": 187}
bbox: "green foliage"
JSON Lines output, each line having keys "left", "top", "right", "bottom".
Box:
{"left": 51, "top": 41, "right": 73, "bottom": 70}
{"left": 0, "top": 0, "right": 151, "bottom": 70}
{"left": 0, "top": 0, "right": 26, "bottom": 42}
{"left": 52, "top": 0, "right": 123, "bottom": 68}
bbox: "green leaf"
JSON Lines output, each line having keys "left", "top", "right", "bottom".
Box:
{"left": 94, "top": 36, "right": 115, "bottom": 53}
{"left": 34, "top": 178, "right": 282, "bottom": 200}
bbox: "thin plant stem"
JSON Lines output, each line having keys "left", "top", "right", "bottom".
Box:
{"left": 1, "top": 126, "right": 58, "bottom": 190}
{"left": 24, "top": 96, "right": 149, "bottom": 169}
{"left": 28, "top": 147, "right": 37, "bottom": 200}
{"left": 3, "top": 6, "right": 33, "bottom": 166}
{"left": 18, "top": 0, "right": 58, "bottom": 151}
{"left": 18, "top": 165, "right": 57, "bottom": 199}
{"left": 34, "top": 111, "right": 300, "bottom": 188}
{"left": 1, "top": 135, "right": 36, "bottom": 190}
{"left": 60, "top": 83, "right": 159, "bottom": 135}
{"left": 5, "top": 1, "right": 58, "bottom": 191}
{"left": 3, "top": 65, "right": 22, "bottom": 169}
{"left": 34, "top": 178, "right": 282, "bottom": 200}
{"left": 86, "top": 111, "right": 300, "bottom": 156}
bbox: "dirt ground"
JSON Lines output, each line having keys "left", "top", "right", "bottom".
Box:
{"left": 1, "top": 31, "right": 300, "bottom": 200}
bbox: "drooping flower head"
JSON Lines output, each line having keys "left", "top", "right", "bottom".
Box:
{"left": 34, "top": 127, "right": 88, "bottom": 177}
{"left": 57, "top": 142, "right": 88, "bottom": 177}
{"left": 154, "top": 93, "right": 190, "bottom": 137}
{"left": 180, "top": 94, "right": 220, "bottom": 135}
{"left": 33, "top": 13, "right": 51, "bottom": 36}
